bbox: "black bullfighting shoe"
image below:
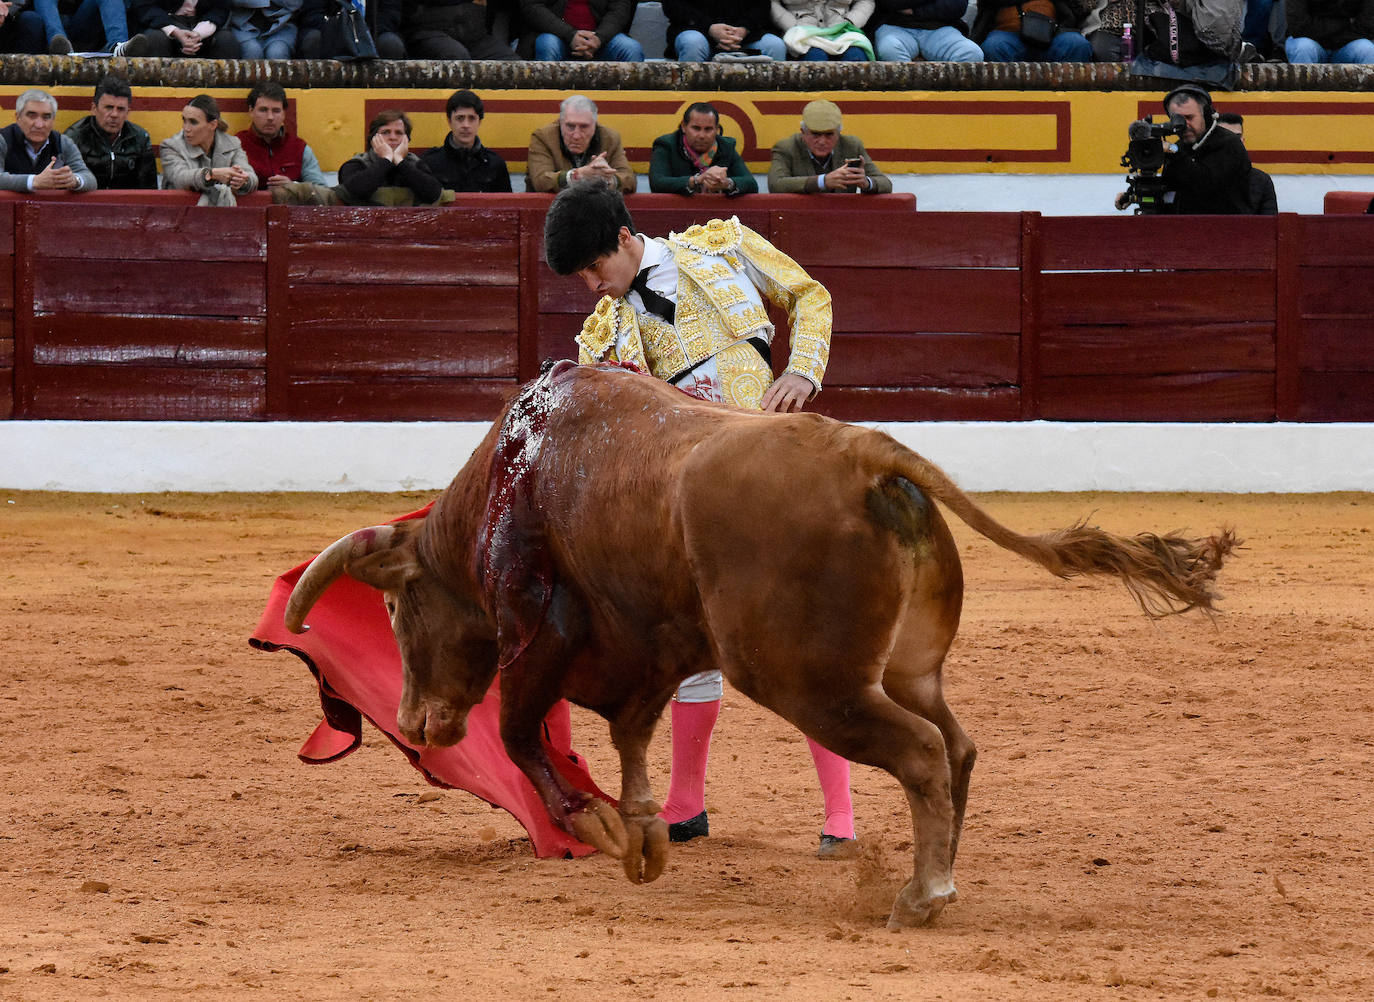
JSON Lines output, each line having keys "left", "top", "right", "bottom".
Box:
{"left": 817, "top": 834, "right": 860, "bottom": 860}
{"left": 668, "top": 810, "right": 708, "bottom": 843}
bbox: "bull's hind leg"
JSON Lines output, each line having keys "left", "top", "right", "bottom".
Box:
{"left": 738, "top": 676, "right": 960, "bottom": 929}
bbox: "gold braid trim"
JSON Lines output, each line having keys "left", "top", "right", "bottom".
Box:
{"left": 738, "top": 226, "right": 831, "bottom": 391}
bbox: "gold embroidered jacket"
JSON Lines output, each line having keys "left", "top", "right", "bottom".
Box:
{"left": 574, "top": 217, "right": 831, "bottom": 391}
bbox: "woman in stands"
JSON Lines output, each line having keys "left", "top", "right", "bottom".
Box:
{"left": 159, "top": 94, "right": 257, "bottom": 207}
{"left": 771, "top": 0, "right": 875, "bottom": 59}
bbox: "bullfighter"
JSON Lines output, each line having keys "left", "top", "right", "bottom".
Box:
{"left": 542, "top": 179, "right": 858, "bottom": 858}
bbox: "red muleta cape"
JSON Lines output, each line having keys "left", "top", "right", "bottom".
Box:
{"left": 248, "top": 506, "right": 608, "bottom": 859}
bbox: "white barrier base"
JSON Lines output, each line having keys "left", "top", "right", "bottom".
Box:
{"left": 2, "top": 421, "right": 1371, "bottom": 493}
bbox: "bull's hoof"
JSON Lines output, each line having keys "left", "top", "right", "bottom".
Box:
{"left": 886, "top": 880, "right": 957, "bottom": 930}
{"left": 568, "top": 799, "right": 629, "bottom": 859}
{"left": 619, "top": 815, "right": 669, "bottom": 884}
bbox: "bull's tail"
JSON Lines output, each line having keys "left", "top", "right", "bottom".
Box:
{"left": 869, "top": 434, "right": 1238, "bottom": 618}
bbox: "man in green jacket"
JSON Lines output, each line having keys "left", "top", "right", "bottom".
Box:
{"left": 768, "top": 99, "right": 892, "bottom": 195}
{"left": 649, "top": 102, "right": 757, "bottom": 197}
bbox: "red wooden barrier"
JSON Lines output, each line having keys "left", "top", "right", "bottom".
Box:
{"left": 1321, "top": 191, "right": 1374, "bottom": 215}
{"left": 4, "top": 198, "right": 1374, "bottom": 424}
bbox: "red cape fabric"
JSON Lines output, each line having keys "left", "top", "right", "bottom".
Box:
{"left": 248, "top": 507, "right": 608, "bottom": 859}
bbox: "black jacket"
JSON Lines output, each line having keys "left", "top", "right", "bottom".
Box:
{"left": 662, "top": 0, "right": 774, "bottom": 45}
{"left": 65, "top": 117, "right": 158, "bottom": 190}
{"left": 1161, "top": 121, "right": 1252, "bottom": 215}
{"left": 418, "top": 137, "right": 512, "bottom": 193}
{"left": 128, "top": 0, "right": 232, "bottom": 31}
{"left": 1286, "top": 0, "right": 1374, "bottom": 49}
{"left": 872, "top": 0, "right": 968, "bottom": 31}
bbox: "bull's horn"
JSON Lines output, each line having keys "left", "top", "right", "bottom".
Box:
{"left": 284, "top": 524, "right": 396, "bottom": 634}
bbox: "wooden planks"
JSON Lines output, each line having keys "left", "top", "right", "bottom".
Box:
{"left": 0, "top": 204, "right": 11, "bottom": 418}
{"left": 21, "top": 202, "right": 268, "bottom": 420}
{"left": 275, "top": 207, "right": 524, "bottom": 419}
{"left": 1292, "top": 218, "right": 1374, "bottom": 420}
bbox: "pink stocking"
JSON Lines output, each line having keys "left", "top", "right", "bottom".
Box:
{"left": 807, "top": 737, "right": 855, "bottom": 839}
{"left": 659, "top": 699, "right": 720, "bottom": 824}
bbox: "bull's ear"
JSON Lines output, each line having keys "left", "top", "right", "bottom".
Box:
{"left": 346, "top": 521, "right": 423, "bottom": 592}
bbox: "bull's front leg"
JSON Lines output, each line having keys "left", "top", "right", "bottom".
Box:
{"left": 498, "top": 669, "right": 628, "bottom": 862}
{"left": 608, "top": 705, "right": 671, "bottom": 884}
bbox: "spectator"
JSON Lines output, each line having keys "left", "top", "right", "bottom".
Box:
{"left": 1138, "top": 0, "right": 1253, "bottom": 65}
{"left": 1083, "top": 0, "right": 1129, "bottom": 59}
{"left": 337, "top": 109, "right": 443, "bottom": 206}
{"left": 771, "top": 0, "right": 875, "bottom": 60}
{"left": 525, "top": 95, "right": 635, "bottom": 193}
{"left": 972, "top": 0, "right": 1094, "bottom": 61}
{"left": 518, "top": 0, "right": 643, "bottom": 59}
{"left": 298, "top": 0, "right": 405, "bottom": 55}
{"left": 418, "top": 89, "right": 512, "bottom": 192}
{"left": 1216, "top": 111, "right": 1277, "bottom": 214}
{"left": 227, "top": 0, "right": 300, "bottom": 58}
{"left": 129, "top": 0, "right": 242, "bottom": 56}
{"left": 235, "top": 82, "right": 327, "bottom": 192}
{"left": 649, "top": 102, "right": 756, "bottom": 196}
{"left": 160, "top": 94, "right": 257, "bottom": 207}
{"left": 663, "top": 0, "right": 786, "bottom": 60}
{"left": 32, "top": 0, "right": 148, "bottom": 54}
{"left": 0, "top": 89, "right": 96, "bottom": 193}
{"left": 1, "top": 0, "right": 51, "bottom": 52}
{"left": 401, "top": 0, "right": 516, "bottom": 57}
{"left": 767, "top": 99, "right": 892, "bottom": 194}
{"left": 1284, "top": 0, "right": 1374, "bottom": 62}
{"left": 872, "top": 0, "right": 983, "bottom": 61}
{"left": 64, "top": 74, "right": 157, "bottom": 190}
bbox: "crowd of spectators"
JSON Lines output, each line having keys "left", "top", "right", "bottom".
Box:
{"left": 0, "top": 80, "right": 1278, "bottom": 214}
{"left": 0, "top": 0, "right": 1368, "bottom": 62}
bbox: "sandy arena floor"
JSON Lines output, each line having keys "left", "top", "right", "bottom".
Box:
{"left": 1, "top": 489, "right": 1371, "bottom": 1001}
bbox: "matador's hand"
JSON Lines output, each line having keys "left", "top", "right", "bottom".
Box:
{"left": 760, "top": 373, "right": 814, "bottom": 413}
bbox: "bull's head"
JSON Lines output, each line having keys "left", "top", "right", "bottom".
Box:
{"left": 284, "top": 520, "right": 499, "bottom": 748}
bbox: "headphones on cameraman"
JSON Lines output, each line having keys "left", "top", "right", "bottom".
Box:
{"left": 1163, "top": 84, "right": 1215, "bottom": 128}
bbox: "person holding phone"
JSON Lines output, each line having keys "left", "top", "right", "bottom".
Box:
{"left": 767, "top": 99, "right": 892, "bottom": 194}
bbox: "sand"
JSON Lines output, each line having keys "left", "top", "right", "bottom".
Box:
{"left": 1, "top": 489, "right": 1370, "bottom": 1001}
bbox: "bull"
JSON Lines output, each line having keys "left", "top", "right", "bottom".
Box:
{"left": 285, "top": 361, "right": 1235, "bottom": 928}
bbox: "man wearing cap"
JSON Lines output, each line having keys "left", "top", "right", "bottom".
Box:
{"left": 768, "top": 100, "right": 891, "bottom": 194}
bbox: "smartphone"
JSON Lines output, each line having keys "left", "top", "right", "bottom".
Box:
{"left": 844, "top": 157, "right": 863, "bottom": 169}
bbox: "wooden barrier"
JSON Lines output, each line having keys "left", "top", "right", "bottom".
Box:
{"left": 4, "top": 197, "right": 1374, "bottom": 423}
{"left": 1322, "top": 191, "right": 1374, "bottom": 214}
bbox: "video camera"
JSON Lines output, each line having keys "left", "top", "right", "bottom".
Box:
{"left": 1119, "top": 115, "right": 1184, "bottom": 214}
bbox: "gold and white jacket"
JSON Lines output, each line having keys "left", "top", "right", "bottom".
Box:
{"left": 574, "top": 217, "right": 831, "bottom": 393}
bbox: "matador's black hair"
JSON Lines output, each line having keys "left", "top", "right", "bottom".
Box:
{"left": 543, "top": 179, "right": 637, "bottom": 276}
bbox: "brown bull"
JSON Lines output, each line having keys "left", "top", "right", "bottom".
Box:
{"left": 285, "top": 361, "right": 1235, "bottom": 928}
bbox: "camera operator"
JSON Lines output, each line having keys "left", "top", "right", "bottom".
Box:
{"left": 1115, "top": 85, "right": 1252, "bottom": 215}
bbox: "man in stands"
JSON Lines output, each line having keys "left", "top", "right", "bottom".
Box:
{"left": 0, "top": 0, "right": 48, "bottom": 53}
{"left": 663, "top": 0, "right": 785, "bottom": 60}
{"left": 31, "top": 0, "right": 148, "bottom": 55}
{"left": 872, "top": 0, "right": 983, "bottom": 61}
{"left": 1216, "top": 111, "right": 1277, "bottom": 215}
{"left": 649, "top": 102, "right": 756, "bottom": 196}
{"left": 0, "top": 89, "right": 96, "bottom": 193}
{"left": 128, "top": 0, "right": 241, "bottom": 57}
{"left": 518, "top": 0, "right": 643, "bottom": 59}
{"left": 419, "top": 90, "right": 511, "bottom": 193}
{"left": 64, "top": 74, "right": 157, "bottom": 190}
{"left": 768, "top": 100, "right": 892, "bottom": 194}
{"left": 526, "top": 94, "right": 636, "bottom": 194}
{"left": 235, "top": 82, "right": 328, "bottom": 191}
{"left": 401, "top": 0, "right": 518, "bottom": 59}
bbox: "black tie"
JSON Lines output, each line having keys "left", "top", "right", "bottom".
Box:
{"left": 630, "top": 269, "right": 676, "bottom": 323}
